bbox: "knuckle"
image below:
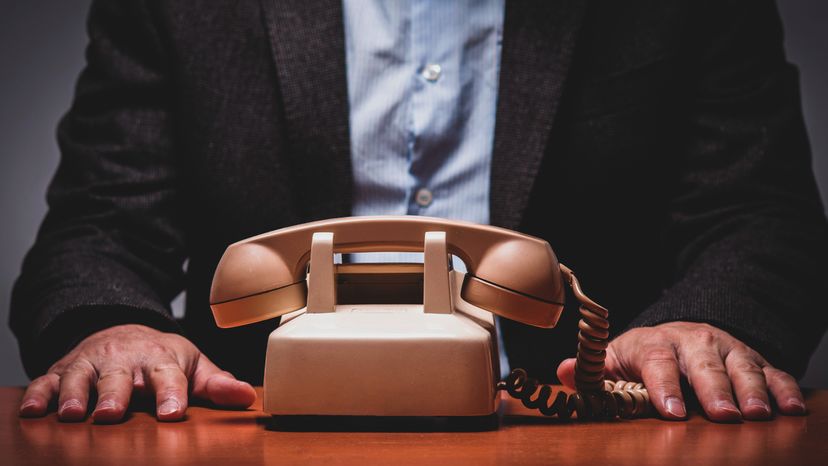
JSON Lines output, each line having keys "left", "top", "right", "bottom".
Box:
{"left": 98, "top": 366, "right": 131, "bottom": 382}
{"left": 65, "top": 359, "right": 96, "bottom": 379}
{"left": 766, "top": 368, "right": 796, "bottom": 385}
{"left": 31, "top": 374, "right": 52, "bottom": 386}
{"left": 726, "top": 341, "right": 767, "bottom": 362}
{"left": 647, "top": 379, "right": 681, "bottom": 393}
{"left": 44, "top": 373, "right": 60, "bottom": 386}
{"left": 48, "top": 356, "right": 73, "bottom": 374}
{"left": 712, "top": 388, "right": 734, "bottom": 400}
{"left": 96, "top": 390, "right": 126, "bottom": 402}
{"left": 99, "top": 340, "right": 124, "bottom": 358}
{"left": 691, "top": 328, "right": 717, "bottom": 344}
{"left": 729, "top": 343, "right": 751, "bottom": 355}
{"left": 154, "top": 384, "right": 186, "bottom": 400}
{"left": 24, "top": 376, "right": 52, "bottom": 396}
{"left": 150, "top": 362, "right": 183, "bottom": 379}
{"left": 643, "top": 346, "right": 677, "bottom": 365}
{"left": 694, "top": 358, "right": 726, "bottom": 375}
{"left": 730, "top": 358, "right": 762, "bottom": 375}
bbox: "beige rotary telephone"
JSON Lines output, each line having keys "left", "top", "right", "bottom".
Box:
{"left": 209, "top": 216, "right": 650, "bottom": 420}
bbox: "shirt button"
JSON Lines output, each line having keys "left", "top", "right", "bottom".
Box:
{"left": 415, "top": 188, "right": 433, "bottom": 207}
{"left": 421, "top": 64, "right": 442, "bottom": 82}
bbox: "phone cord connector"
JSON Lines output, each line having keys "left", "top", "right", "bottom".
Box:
{"left": 497, "top": 265, "right": 651, "bottom": 420}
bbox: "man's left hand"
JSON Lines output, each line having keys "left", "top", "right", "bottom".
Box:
{"left": 556, "top": 321, "right": 807, "bottom": 422}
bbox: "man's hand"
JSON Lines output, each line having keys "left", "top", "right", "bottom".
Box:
{"left": 557, "top": 322, "right": 806, "bottom": 422}
{"left": 18, "top": 324, "right": 257, "bottom": 423}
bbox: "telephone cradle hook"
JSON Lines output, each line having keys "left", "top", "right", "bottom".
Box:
{"left": 497, "top": 265, "right": 651, "bottom": 420}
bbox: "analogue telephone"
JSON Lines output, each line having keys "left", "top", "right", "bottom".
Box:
{"left": 209, "top": 216, "right": 650, "bottom": 420}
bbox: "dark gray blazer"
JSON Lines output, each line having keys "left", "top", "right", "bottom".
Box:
{"left": 11, "top": 0, "right": 828, "bottom": 383}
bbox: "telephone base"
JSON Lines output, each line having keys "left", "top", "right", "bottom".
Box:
{"left": 263, "top": 302, "right": 500, "bottom": 417}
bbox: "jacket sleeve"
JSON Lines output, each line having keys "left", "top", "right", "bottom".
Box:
{"left": 625, "top": 0, "right": 828, "bottom": 378}
{"left": 9, "top": 0, "right": 185, "bottom": 378}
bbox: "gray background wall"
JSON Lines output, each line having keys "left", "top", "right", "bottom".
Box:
{"left": 1, "top": 1, "right": 826, "bottom": 387}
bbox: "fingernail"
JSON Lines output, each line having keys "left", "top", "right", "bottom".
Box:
{"left": 19, "top": 400, "right": 38, "bottom": 414}
{"left": 59, "top": 399, "right": 82, "bottom": 414}
{"left": 158, "top": 398, "right": 180, "bottom": 416}
{"left": 715, "top": 400, "right": 741, "bottom": 415}
{"left": 787, "top": 398, "right": 806, "bottom": 413}
{"left": 746, "top": 398, "right": 770, "bottom": 415}
{"left": 664, "top": 396, "right": 686, "bottom": 418}
{"left": 96, "top": 399, "right": 117, "bottom": 411}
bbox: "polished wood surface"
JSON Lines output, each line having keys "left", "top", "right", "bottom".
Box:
{"left": 3, "top": 387, "right": 827, "bottom": 466}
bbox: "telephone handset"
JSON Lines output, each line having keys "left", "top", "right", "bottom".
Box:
{"left": 210, "top": 216, "right": 650, "bottom": 420}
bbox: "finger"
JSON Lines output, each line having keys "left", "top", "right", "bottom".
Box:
{"left": 91, "top": 365, "right": 133, "bottom": 423}
{"left": 557, "top": 341, "right": 629, "bottom": 391}
{"left": 57, "top": 360, "right": 96, "bottom": 422}
{"left": 764, "top": 366, "right": 806, "bottom": 415}
{"left": 638, "top": 346, "right": 685, "bottom": 420}
{"left": 557, "top": 347, "right": 629, "bottom": 392}
{"left": 19, "top": 373, "right": 59, "bottom": 417}
{"left": 682, "top": 348, "right": 741, "bottom": 422}
{"left": 725, "top": 351, "right": 771, "bottom": 420}
{"left": 145, "top": 358, "right": 189, "bottom": 422}
{"left": 191, "top": 354, "right": 256, "bottom": 409}
{"left": 556, "top": 358, "right": 577, "bottom": 390}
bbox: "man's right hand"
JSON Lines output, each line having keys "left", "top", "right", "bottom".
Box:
{"left": 17, "top": 324, "right": 257, "bottom": 423}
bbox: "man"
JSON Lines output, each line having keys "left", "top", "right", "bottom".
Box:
{"left": 11, "top": 0, "right": 828, "bottom": 424}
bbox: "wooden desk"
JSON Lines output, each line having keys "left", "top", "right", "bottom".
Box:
{"left": 2, "top": 387, "right": 826, "bottom": 466}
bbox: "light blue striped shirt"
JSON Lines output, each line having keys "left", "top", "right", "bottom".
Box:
{"left": 342, "top": 0, "right": 509, "bottom": 376}
{"left": 343, "top": 0, "right": 504, "bottom": 227}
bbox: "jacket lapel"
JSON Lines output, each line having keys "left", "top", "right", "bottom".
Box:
{"left": 490, "top": 0, "right": 588, "bottom": 230}
{"left": 259, "top": 0, "right": 353, "bottom": 221}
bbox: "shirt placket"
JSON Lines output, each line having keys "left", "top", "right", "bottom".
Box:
{"left": 407, "top": 0, "right": 440, "bottom": 215}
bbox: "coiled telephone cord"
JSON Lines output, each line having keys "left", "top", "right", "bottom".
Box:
{"left": 497, "top": 265, "right": 651, "bottom": 420}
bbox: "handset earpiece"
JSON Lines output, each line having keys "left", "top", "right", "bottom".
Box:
{"left": 459, "top": 238, "right": 565, "bottom": 328}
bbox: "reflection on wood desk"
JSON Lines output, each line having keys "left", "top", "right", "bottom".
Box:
{"left": 2, "top": 387, "right": 827, "bottom": 465}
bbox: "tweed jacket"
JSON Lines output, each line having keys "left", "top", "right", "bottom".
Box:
{"left": 11, "top": 0, "right": 828, "bottom": 383}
